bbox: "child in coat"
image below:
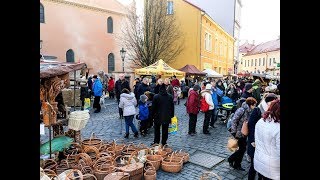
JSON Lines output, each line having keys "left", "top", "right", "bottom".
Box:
{"left": 138, "top": 94, "right": 149, "bottom": 136}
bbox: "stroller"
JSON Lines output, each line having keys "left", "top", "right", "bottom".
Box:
{"left": 216, "top": 96, "right": 237, "bottom": 123}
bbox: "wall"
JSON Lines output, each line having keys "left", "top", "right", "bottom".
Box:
{"left": 40, "top": 0, "right": 127, "bottom": 74}
{"left": 200, "top": 14, "right": 234, "bottom": 75}
{"left": 167, "top": 0, "right": 202, "bottom": 70}
{"left": 240, "top": 50, "right": 280, "bottom": 75}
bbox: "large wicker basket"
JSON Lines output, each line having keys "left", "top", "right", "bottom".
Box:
{"left": 146, "top": 155, "right": 163, "bottom": 171}
{"left": 94, "top": 164, "right": 116, "bottom": 180}
{"left": 117, "top": 154, "right": 144, "bottom": 180}
{"left": 144, "top": 168, "right": 156, "bottom": 180}
{"left": 161, "top": 154, "right": 183, "bottom": 173}
{"left": 84, "top": 146, "right": 100, "bottom": 161}
{"left": 104, "top": 172, "right": 130, "bottom": 180}
{"left": 174, "top": 149, "right": 190, "bottom": 163}
{"left": 68, "top": 110, "right": 90, "bottom": 131}
{"left": 82, "top": 133, "right": 103, "bottom": 150}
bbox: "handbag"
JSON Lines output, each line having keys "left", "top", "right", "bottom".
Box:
{"left": 227, "top": 137, "right": 238, "bottom": 152}
{"left": 241, "top": 120, "right": 249, "bottom": 136}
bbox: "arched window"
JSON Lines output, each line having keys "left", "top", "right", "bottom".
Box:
{"left": 66, "top": 49, "right": 75, "bottom": 62}
{"left": 108, "top": 53, "right": 115, "bottom": 72}
{"left": 40, "top": 3, "right": 45, "bottom": 23}
{"left": 107, "top": 17, "right": 113, "bottom": 33}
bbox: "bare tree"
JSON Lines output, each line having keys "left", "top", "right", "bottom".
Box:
{"left": 121, "top": 0, "right": 184, "bottom": 68}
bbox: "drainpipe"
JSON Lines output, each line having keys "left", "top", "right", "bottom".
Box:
{"left": 200, "top": 11, "right": 205, "bottom": 70}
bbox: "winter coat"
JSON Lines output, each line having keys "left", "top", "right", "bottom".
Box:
{"left": 200, "top": 90, "right": 214, "bottom": 110}
{"left": 92, "top": 79, "right": 103, "bottom": 97}
{"left": 186, "top": 89, "right": 200, "bottom": 114}
{"left": 211, "top": 87, "right": 223, "bottom": 106}
{"left": 252, "top": 87, "right": 262, "bottom": 104}
{"left": 118, "top": 92, "right": 137, "bottom": 116}
{"left": 107, "top": 79, "right": 115, "bottom": 92}
{"left": 115, "top": 79, "right": 131, "bottom": 100}
{"left": 136, "top": 83, "right": 150, "bottom": 100}
{"left": 181, "top": 82, "right": 187, "bottom": 92}
{"left": 154, "top": 84, "right": 160, "bottom": 94}
{"left": 254, "top": 118, "right": 280, "bottom": 180}
{"left": 138, "top": 100, "right": 149, "bottom": 121}
{"left": 152, "top": 90, "right": 174, "bottom": 125}
{"left": 230, "top": 102, "right": 253, "bottom": 138}
{"left": 247, "top": 100, "right": 268, "bottom": 157}
{"left": 88, "top": 77, "right": 93, "bottom": 90}
{"left": 171, "top": 79, "right": 180, "bottom": 87}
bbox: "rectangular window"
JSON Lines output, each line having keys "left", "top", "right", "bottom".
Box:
{"left": 204, "top": 33, "right": 208, "bottom": 51}
{"left": 204, "top": 33, "right": 212, "bottom": 51}
{"left": 269, "top": 58, "right": 272, "bottom": 66}
{"left": 273, "top": 58, "right": 276, "bottom": 63}
{"left": 255, "top": 59, "right": 257, "bottom": 66}
{"left": 167, "top": 1, "right": 174, "bottom": 15}
{"left": 259, "top": 58, "right": 261, "bottom": 66}
{"left": 244, "top": 60, "right": 246, "bottom": 67}
{"left": 263, "top": 58, "right": 265, "bottom": 66}
{"left": 209, "top": 34, "right": 212, "bottom": 51}
{"left": 215, "top": 38, "right": 218, "bottom": 54}
{"left": 218, "top": 67, "right": 222, "bottom": 73}
{"left": 251, "top": 59, "right": 253, "bottom": 66}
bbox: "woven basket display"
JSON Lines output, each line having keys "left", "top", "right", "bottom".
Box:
{"left": 104, "top": 172, "right": 130, "bottom": 180}
{"left": 117, "top": 154, "right": 144, "bottom": 180}
{"left": 161, "top": 153, "right": 183, "bottom": 173}
{"left": 145, "top": 155, "right": 163, "bottom": 171}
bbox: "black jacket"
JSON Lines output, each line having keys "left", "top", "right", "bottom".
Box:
{"left": 115, "top": 79, "right": 131, "bottom": 100}
{"left": 136, "top": 83, "right": 150, "bottom": 99}
{"left": 247, "top": 107, "right": 262, "bottom": 157}
{"left": 152, "top": 90, "right": 174, "bottom": 125}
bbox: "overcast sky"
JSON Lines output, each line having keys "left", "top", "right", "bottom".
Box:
{"left": 117, "top": 0, "right": 280, "bottom": 44}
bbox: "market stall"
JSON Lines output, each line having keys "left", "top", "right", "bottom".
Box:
{"left": 135, "top": 59, "right": 185, "bottom": 79}
{"left": 203, "top": 68, "right": 223, "bottom": 78}
{"left": 40, "top": 62, "right": 87, "bottom": 159}
{"left": 179, "top": 64, "right": 206, "bottom": 86}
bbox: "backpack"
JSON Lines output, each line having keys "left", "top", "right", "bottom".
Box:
{"left": 200, "top": 96, "right": 209, "bottom": 112}
{"left": 227, "top": 108, "right": 245, "bottom": 132}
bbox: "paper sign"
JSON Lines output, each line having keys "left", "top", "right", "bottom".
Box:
{"left": 40, "top": 123, "right": 45, "bottom": 135}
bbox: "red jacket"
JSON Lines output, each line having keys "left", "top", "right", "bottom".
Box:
{"left": 186, "top": 89, "right": 200, "bottom": 114}
{"left": 107, "top": 79, "right": 115, "bottom": 91}
{"left": 171, "top": 79, "right": 180, "bottom": 87}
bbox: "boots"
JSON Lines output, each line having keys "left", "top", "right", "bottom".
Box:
{"left": 124, "top": 133, "right": 129, "bottom": 138}
{"left": 134, "top": 132, "right": 139, "bottom": 138}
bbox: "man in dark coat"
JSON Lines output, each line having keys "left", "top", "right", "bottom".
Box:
{"left": 136, "top": 77, "right": 150, "bottom": 100}
{"left": 151, "top": 84, "right": 174, "bottom": 145}
{"left": 115, "top": 74, "right": 131, "bottom": 118}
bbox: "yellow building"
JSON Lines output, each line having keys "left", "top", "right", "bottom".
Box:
{"left": 239, "top": 39, "right": 280, "bottom": 76}
{"left": 167, "top": 0, "right": 234, "bottom": 75}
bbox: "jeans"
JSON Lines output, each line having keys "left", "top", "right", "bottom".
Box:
{"left": 188, "top": 113, "right": 197, "bottom": 133}
{"left": 154, "top": 123, "right": 169, "bottom": 145}
{"left": 93, "top": 96, "right": 101, "bottom": 111}
{"left": 210, "top": 107, "right": 219, "bottom": 126}
{"left": 124, "top": 115, "right": 138, "bottom": 134}
{"left": 203, "top": 110, "right": 212, "bottom": 133}
{"left": 228, "top": 137, "right": 247, "bottom": 168}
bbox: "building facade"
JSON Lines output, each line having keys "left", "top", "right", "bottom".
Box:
{"left": 166, "top": 0, "right": 234, "bottom": 75}
{"left": 40, "top": 0, "right": 130, "bottom": 74}
{"left": 239, "top": 38, "right": 280, "bottom": 76}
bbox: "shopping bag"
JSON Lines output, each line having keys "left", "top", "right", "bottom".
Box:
{"left": 227, "top": 137, "right": 238, "bottom": 152}
{"left": 84, "top": 98, "right": 91, "bottom": 110}
{"left": 169, "top": 116, "right": 178, "bottom": 135}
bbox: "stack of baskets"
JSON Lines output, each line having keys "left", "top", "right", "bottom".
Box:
{"left": 68, "top": 110, "right": 90, "bottom": 131}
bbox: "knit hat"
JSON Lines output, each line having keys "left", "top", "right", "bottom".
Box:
{"left": 140, "top": 94, "right": 148, "bottom": 103}
{"left": 205, "top": 84, "right": 212, "bottom": 90}
{"left": 244, "top": 83, "right": 253, "bottom": 91}
{"left": 193, "top": 84, "right": 201, "bottom": 91}
{"left": 93, "top": 75, "right": 98, "bottom": 79}
{"left": 265, "top": 93, "right": 277, "bottom": 103}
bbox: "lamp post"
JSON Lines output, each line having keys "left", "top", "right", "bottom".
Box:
{"left": 120, "top": 48, "right": 126, "bottom": 73}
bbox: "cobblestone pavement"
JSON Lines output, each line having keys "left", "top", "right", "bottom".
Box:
{"left": 41, "top": 98, "right": 251, "bottom": 179}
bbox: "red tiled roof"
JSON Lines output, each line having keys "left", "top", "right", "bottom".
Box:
{"left": 244, "top": 39, "right": 280, "bottom": 56}
{"left": 183, "top": 0, "right": 204, "bottom": 11}
{"left": 239, "top": 42, "right": 255, "bottom": 53}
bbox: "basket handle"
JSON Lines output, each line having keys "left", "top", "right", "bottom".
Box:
{"left": 89, "top": 132, "right": 95, "bottom": 143}
{"left": 82, "top": 173, "right": 97, "bottom": 180}
{"left": 127, "top": 152, "right": 137, "bottom": 165}
{"left": 144, "top": 162, "right": 155, "bottom": 169}
{"left": 162, "top": 144, "right": 170, "bottom": 149}
{"left": 66, "top": 169, "right": 84, "bottom": 180}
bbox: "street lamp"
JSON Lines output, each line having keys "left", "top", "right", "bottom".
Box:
{"left": 120, "top": 47, "right": 126, "bottom": 72}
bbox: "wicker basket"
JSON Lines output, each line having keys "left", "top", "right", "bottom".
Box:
{"left": 94, "top": 164, "right": 116, "bottom": 180}
{"left": 56, "top": 160, "right": 70, "bottom": 175}
{"left": 174, "top": 150, "right": 190, "bottom": 163}
{"left": 68, "top": 110, "right": 90, "bottom": 131}
{"left": 199, "top": 172, "right": 222, "bottom": 180}
{"left": 117, "top": 154, "right": 144, "bottom": 180}
{"left": 162, "top": 144, "right": 173, "bottom": 155}
{"left": 84, "top": 146, "right": 100, "bottom": 161}
{"left": 144, "top": 168, "right": 156, "bottom": 180}
{"left": 155, "top": 149, "right": 167, "bottom": 158}
{"left": 161, "top": 153, "right": 183, "bottom": 173}
{"left": 42, "top": 169, "right": 58, "bottom": 179}
{"left": 97, "top": 152, "right": 116, "bottom": 159}
{"left": 93, "top": 156, "right": 115, "bottom": 169}
{"left": 146, "top": 155, "right": 163, "bottom": 171}
{"left": 42, "top": 159, "right": 57, "bottom": 172}
{"left": 76, "top": 153, "right": 93, "bottom": 167}
{"left": 144, "top": 162, "right": 156, "bottom": 172}
{"left": 104, "top": 172, "right": 130, "bottom": 180}
{"left": 82, "top": 133, "right": 103, "bottom": 150}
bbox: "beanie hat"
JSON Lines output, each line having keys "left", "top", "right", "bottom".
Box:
{"left": 244, "top": 83, "right": 253, "bottom": 91}
{"left": 140, "top": 94, "right": 148, "bottom": 103}
{"left": 205, "top": 84, "right": 212, "bottom": 90}
{"left": 265, "top": 93, "right": 277, "bottom": 103}
{"left": 193, "top": 84, "right": 200, "bottom": 91}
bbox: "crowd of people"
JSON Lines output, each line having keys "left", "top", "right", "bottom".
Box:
{"left": 84, "top": 72, "right": 280, "bottom": 180}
